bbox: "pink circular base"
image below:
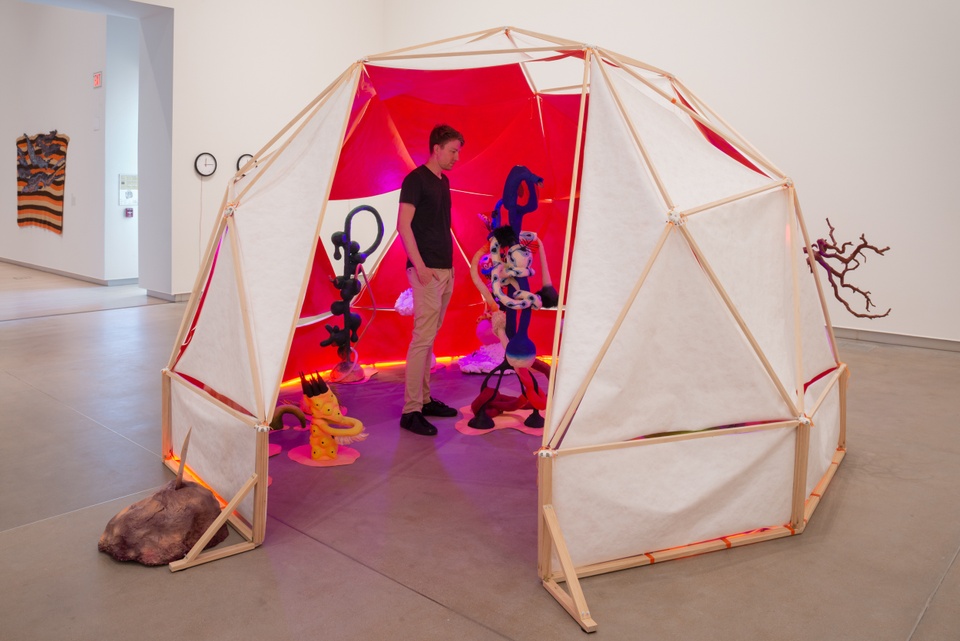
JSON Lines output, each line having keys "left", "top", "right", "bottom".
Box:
{"left": 455, "top": 405, "right": 544, "bottom": 436}
{"left": 268, "top": 443, "right": 283, "bottom": 457}
{"left": 287, "top": 443, "right": 361, "bottom": 467}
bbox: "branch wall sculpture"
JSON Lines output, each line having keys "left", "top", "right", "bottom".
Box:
{"left": 807, "top": 218, "right": 891, "bottom": 319}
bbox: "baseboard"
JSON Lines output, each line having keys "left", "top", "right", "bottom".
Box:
{"left": 834, "top": 327, "right": 960, "bottom": 353}
{"left": 146, "top": 289, "right": 191, "bottom": 303}
{"left": 0, "top": 257, "right": 136, "bottom": 286}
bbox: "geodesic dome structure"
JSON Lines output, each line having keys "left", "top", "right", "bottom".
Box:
{"left": 161, "top": 27, "right": 848, "bottom": 631}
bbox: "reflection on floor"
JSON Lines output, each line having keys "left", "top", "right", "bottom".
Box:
{"left": 0, "top": 261, "right": 165, "bottom": 321}
{"left": 1, "top": 264, "right": 959, "bottom": 641}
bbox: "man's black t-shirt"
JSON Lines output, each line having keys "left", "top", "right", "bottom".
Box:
{"left": 399, "top": 165, "right": 453, "bottom": 269}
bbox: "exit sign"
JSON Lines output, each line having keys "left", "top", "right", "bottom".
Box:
{"left": 93, "top": 71, "right": 102, "bottom": 88}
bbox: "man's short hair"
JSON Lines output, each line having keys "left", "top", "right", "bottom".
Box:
{"left": 429, "top": 124, "right": 464, "bottom": 153}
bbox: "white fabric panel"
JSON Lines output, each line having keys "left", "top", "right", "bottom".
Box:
{"left": 805, "top": 376, "right": 842, "bottom": 497}
{"left": 173, "top": 225, "right": 257, "bottom": 413}
{"left": 231, "top": 71, "right": 357, "bottom": 413}
{"left": 551, "top": 427, "right": 795, "bottom": 568}
{"left": 794, "top": 209, "right": 839, "bottom": 384}
{"left": 684, "top": 189, "right": 798, "bottom": 405}
{"left": 170, "top": 379, "right": 258, "bottom": 523}
{"left": 547, "top": 57, "right": 666, "bottom": 442}
{"left": 605, "top": 66, "right": 772, "bottom": 212}
{"left": 606, "top": 68, "right": 690, "bottom": 132}
{"left": 561, "top": 230, "right": 793, "bottom": 448}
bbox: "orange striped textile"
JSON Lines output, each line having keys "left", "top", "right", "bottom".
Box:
{"left": 16, "top": 131, "right": 69, "bottom": 234}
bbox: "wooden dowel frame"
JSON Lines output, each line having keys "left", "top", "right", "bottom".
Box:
{"left": 542, "top": 436, "right": 849, "bottom": 598}
{"left": 804, "top": 448, "right": 846, "bottom": 523}
{"left": 244, "top": 64, "right": 359, "bottom": 185}
{"left": 169, "top": 472, "right": 259, "bottom": 572}
{"left": 681, "top": 179, "right": 789, "bottom": 219}
{"left": 165, "top": 367, "right": 257, "bottom": 427}
{"left": 368, "top": 27, "right": 504, "bottom": 59}
{"left": 544, "top": 50, "right": 591, "bottom": 447}
{"left": 233, "top": 67, "right": 356, "bottom": 207}
{"left": 671, "top": 78, "right": 786, "bottom": 179}
{"left": 791, "top": 187, "right": 841, "bottom": 364}
{"left": 166, "top": 214, "right": 231, "bottom": 370}
{"left": 506, "top": 26, "right": 586, "bottom": 49}
{"left": 548, "top": 525, "right": 796, "bottom": 582}
{"left": 547, "top": 224, "right": 672, "bottom": 450}
{"left": 679, "top": 225, "right": 799, "bottom": 416}
{"left": 790, "top": 420, "right": 811, "bottom": 530}
{"left": 839, "top": 365, "right": 849, "bottom": 449}
{"left": 161, "top": 370, "right": 172, "bottom": 457}
{"left": 503, "top": 30, "right": 541, "bottom": 95}
{"left": 264, "top": 66, "right": 363, "bottom": 417}
{"left": 229, "top": 512, "right": 254, "bottom": 542}
{"left": 789, "top": 199, "right": 806, "bottom": 417}
{"left": 589, "top": 45, "right": 671, "bottom": 78}
{"left": 553, "top": 419, "right": 800, "bottom": 459}
{"left": 537, "top": 453, "right": 555, "bottom": 580}
{"left": 600, "top": 48, "right": 784, "bottom": 180}
{"left": 542, "top": 436, "right": 849, "bottom": 587}
{"left": 368, "top": 45, "right": 583, "bottom": 64}
{"left": 595, "top": 57, "right": 675, "bottom": 211}
{"left": 541, "top": 504, "right": 598, "bottom": 633}
{"left": 226, "top": 216, "right": 267, "bottom": 421}
{"left": 159, "top": 455, "right": 254, "bottom": 537}
{"left": 253, "top": 428, "right": 270, "bottom": 545}
{"left": 807, "top": 364, "right": 847, "bottom": 420}
{"left": 162, "top": 368, "right": 267, "bottom": 570}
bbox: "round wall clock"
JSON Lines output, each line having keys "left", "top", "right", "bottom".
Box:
{"left": 194, "top": 152, "right": 217, "bottom": 177}
{"left": 237, "top": 153, "right": 254, "bottom": 171}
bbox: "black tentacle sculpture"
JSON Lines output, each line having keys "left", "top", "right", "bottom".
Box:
{"left": 321, "top": 205, "right": 384, "bottom": 381}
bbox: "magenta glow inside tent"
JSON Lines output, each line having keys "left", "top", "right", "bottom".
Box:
{"left": 160, "top": 27, "right": 847, "bottom": 632}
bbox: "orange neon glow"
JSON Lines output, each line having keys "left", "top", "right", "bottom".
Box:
{"left": 279, "top": 354, "right": 555, "bottom": 390}
{"left": 164, "top": 454, "right": 229, "bottom": 508}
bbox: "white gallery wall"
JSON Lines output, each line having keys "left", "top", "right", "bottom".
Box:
{"left": 2, "top": 0, "right": 957, "bottom": 344}
{"left": 0, "top": 2, "right": 139, "bottom": 284}
{"left": 378, "top": 0, "right": 960, "bottom": 344}
{"left": 0, "top": 3, "right": 109, "bottom": 281}
{"left": 104, "top": 14, "right": 140, "bottom": 282}
{"left": 140, "top": 0, "right": 385, "bottom": 298}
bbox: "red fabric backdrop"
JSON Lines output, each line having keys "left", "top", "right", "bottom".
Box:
{"left": 284, "top": 62, "right": 584, "bottom": 381}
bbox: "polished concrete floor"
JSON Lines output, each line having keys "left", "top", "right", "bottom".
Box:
{"left": 1, "top": 260, "right": 959, "bottom": 641}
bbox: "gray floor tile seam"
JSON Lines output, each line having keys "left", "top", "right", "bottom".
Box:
{"left": 271, "top": 458, "right": 536, "bottom": 492}
{"left": 0, "top": 300, "right": 172, "bottom": 324}
{"left": 0, "top": 486, "right": 160, "bottom": 536}
{"left": 846, "top": 428, "right": 960, "bottom": 460}
{"left": 3, "top": 368, "right": 167, "bottom": 461}
{"left": 906, "top": 537, "right": 960, "bottom": 641}
{"left": 263, "top": 512, "right": 518, "bottom": 641}
{"left": 268, "top": 450, "right": 445, "bottom": 521}
{"left": 388, "top": 467, "right": 538, "bottom": 490}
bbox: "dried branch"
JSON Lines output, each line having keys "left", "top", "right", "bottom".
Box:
{"left": 806, "top": 218, "right": 891, "bottom": 319}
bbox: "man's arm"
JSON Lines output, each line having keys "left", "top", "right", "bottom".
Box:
{"left": 397, "top": 202, "right": 434, "bottom": 285}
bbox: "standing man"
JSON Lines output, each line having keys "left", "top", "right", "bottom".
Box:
{"left": 397, "top": 124, "right": 465, "bottom": 436}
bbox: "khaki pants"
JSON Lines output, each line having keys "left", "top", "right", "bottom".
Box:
{"left": 403, "top": 267, "right": 454, "bottom": 414}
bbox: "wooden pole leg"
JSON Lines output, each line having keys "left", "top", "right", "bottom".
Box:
{"left": 169, "top": 473, "right": 259, "bottom": 572}
{"left": 541, "top": 504, "right": 598, "bottom": 633}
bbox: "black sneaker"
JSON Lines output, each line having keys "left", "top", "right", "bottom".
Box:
{"left": 400, "top": 411, "right": 438, "bottom": 436}
{"left": 422, "top": 399, "right": 459, "bottom": 417}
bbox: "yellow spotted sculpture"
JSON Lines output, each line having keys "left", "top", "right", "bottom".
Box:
{"left": 300, "top": 372, "right": 367, "bottom": 461}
